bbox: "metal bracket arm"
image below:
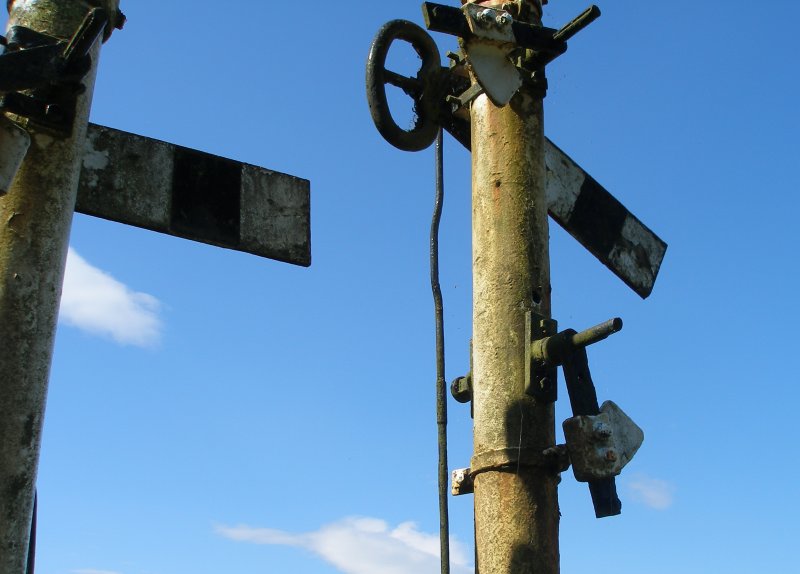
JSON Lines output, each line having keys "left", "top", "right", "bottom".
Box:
{"left": 422, "top": 2, "right": 600, "bottom": 65}
{"left": 523, "top": 313, "right": 625, "bottom": 517}
{"left": 531, "top": 317, "right": 622, "bottom": 369}
{"left": 422, "top": 2, "right": 564, "bottom": 54}
{"left": 524, "top": 314, "right": 621, "bottom": 403}
{"left": 561, "top": 347, "right": 622, "bottom": 518}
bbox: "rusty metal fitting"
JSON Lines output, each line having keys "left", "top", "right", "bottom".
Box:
{"left": 470, "top": 445, "right": 568, "bottom": 478}
{"left": 452, "top": 468, "right": 474, "bottom": 495}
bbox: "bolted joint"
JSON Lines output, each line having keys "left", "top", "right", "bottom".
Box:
{"left": 562, "top": 401, "right": 644, "bottom": 482}
{"left": 524, "top": 311, "right": 558, "bottom": 402}
{"left": 461, "top": 1, "right": 542, "bottom": 22}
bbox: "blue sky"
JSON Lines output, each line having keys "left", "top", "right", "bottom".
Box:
{"left": 5, "top": 1, "right": 800, "bottom": 573}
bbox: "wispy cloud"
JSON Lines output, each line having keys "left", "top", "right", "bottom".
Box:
{"left": 59, "top": 247, "right": 163, "bottom": 347}
{"left": 217, "top": 517, "right": 473, "bottom": 574}
{"left": 627, "top": 474, "right": 675, "bottom": 510}
{"left": 72, "top": 569, "right": 122, "bottom": 574}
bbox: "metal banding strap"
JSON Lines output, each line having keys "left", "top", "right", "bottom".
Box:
{"left": 470, "top": 446, "right": 569, "bottom": 478}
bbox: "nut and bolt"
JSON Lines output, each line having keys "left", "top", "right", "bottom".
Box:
{"left": 477, "top": 8, "right": 497, "bottom": 23}
{"left": 605, "top": 449, "right": 618, "bottom": 462}
{"left": 496, "top": 12, "right": 513, "bottom": 26}
{"left": 477, "top": 8, "right": 514, "bottom": 27}
{"left": 593, "top": 422, "right": 612, "bottom": 440}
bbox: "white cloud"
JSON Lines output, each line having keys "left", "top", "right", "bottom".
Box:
{"left": 59, "top": 248, "right": 163, "bottom": 347}
{"left": 72, "top": 570, "right": 122, "bottom": 574}
{"left": 216, "top": 517, "right": 473, "bottom": 574}
{"left": 627, "top": 474, "right": 675, "bottom": 510}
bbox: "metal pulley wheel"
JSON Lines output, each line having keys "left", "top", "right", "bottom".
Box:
{"left": 366, "top": 19, "right": 441, "bottom": 152}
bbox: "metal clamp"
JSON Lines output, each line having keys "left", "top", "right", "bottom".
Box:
{"left": 470, "top": 444, "right": 570, "bottom": 479}
{"left": 524, "top": 311, "right": 559, "bottom": 402}
{"left": 0, "top": 7, "right": 108, "bottom": 134}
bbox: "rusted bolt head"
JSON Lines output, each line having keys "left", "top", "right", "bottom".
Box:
{"left": 605, "top": 449, "right": 618, "bottom": 462}
{"left": 593, "top": 422, "right": 612, "bottom": 440}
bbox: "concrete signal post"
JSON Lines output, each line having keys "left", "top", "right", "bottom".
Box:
{"left": 467, "top": 1, "right": 558, "bottom": 571}
{"left": 0, "top": 2, "right": 121, "bottom": 571}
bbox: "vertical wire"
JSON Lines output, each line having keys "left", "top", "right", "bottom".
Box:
{"left": 431, "top": 128, "right": 450, "bottom": 574}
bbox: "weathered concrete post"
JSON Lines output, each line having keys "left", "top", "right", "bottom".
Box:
{"left": 467, "top": 0, "right": 559, "bottom": 571}
{"left": 0, "top": 1, "right": 121, "bottom": 571}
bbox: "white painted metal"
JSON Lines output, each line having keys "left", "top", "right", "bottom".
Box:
{"left": 463, "top": 41, "right": 522, "bottom": 107}
{"left": 544, "top": 139, "right": 667, "bottom": 298}
{"left": 462, "top": 4, "right": 521, "bottom": 107}
{"left": 77, "top": 124, "right": 311, "bottom": 266}
{"left": 562, "top": 400, "right": 644, "bottom": 482}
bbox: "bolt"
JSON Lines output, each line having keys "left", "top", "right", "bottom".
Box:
{"left": 605, "top": 449, "right": 618, "bottom": 462}
{"left": 478, "top": 8, "right": 497, "bottom": 24}
{"left": 593, "top": 422, "right": 612, "bottom": 440}
{"left": 496, "top": 12, "right": 513, "bottom": 26}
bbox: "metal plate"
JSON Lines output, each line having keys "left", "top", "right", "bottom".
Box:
{"left": 76, "top": 124, "right": 311, "bottom": 266}
{"left": 545, "top": 140, "right": 666, "bottom": 299}
{"left": 463, "top": 40, "right": 521, "bottom": 107}
{"left": 439, "top": 116, "right": 666, "bottom": 298}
